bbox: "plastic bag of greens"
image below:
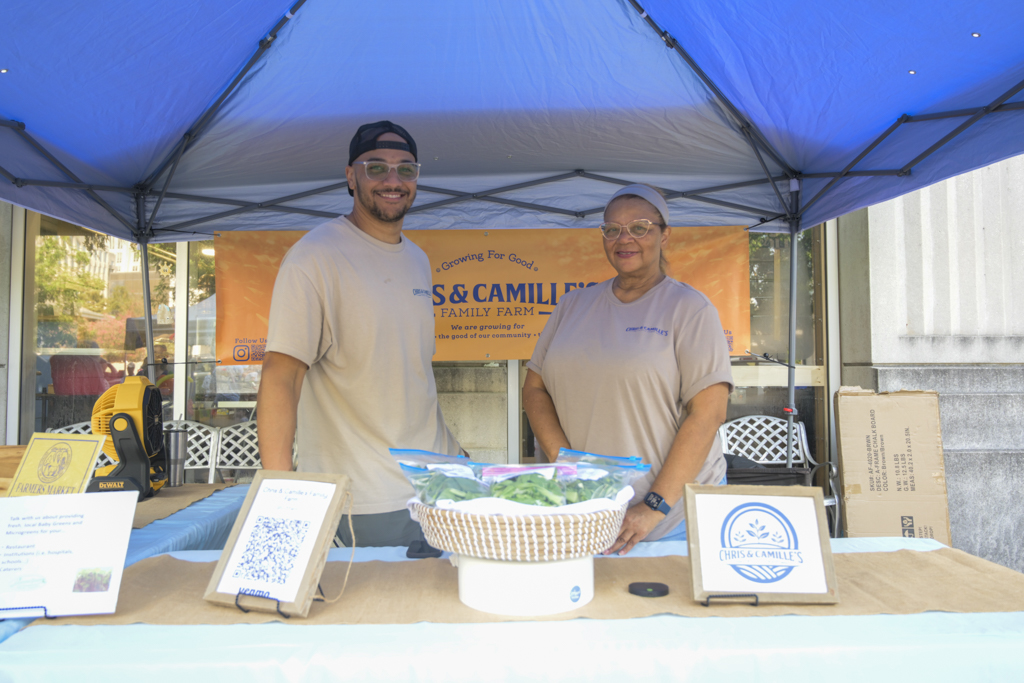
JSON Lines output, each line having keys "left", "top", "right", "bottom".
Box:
{"left": 555, "top": 447, "right": 642, "bottom": 468}
{"left": 482, "top": 465, "right": 572, "bottom": 507}
{"left": 561, "top": 461, "right": 651, "bottom": 504}
{"left": 390, "top": 448, "right": 472, "bottom": 467}
{"left": 391, "top": 449, "right": 490, "bottom": 505}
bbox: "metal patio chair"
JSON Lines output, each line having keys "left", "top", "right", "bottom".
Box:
{"left": 214, "top": 420, "right": 262, "bottom": 481}
{"left": 718, "top": 414, "right": 841, "bottom": 537}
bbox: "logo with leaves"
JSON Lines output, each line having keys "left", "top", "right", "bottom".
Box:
{"left": 720, "top": 502, "right": 800, "bottom": 583}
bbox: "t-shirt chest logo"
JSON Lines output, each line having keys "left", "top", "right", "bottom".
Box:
{"left": 625, "top": 325, "right": 669, "bottom": 337}
{"left": 412, "top": 288, "right": 432, "bottom": 298}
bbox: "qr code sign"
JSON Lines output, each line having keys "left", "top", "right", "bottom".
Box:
{"left": 231, "top": 515, "right": 310, "bottom": 584}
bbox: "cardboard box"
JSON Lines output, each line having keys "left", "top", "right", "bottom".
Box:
{"left": 834, "top": 387, "right": 951, "bottom": 545}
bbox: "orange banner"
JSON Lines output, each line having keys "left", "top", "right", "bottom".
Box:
{"left": 216, "top": 226, "right": 750, "bottom": 364}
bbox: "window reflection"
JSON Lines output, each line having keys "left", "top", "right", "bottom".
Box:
{"left": 28, "top": 215, "right": 176, "bottom": 434}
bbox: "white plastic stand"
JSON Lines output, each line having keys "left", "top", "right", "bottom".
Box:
{"left": 451, "top": 553, "right": 594, "bottom": 616}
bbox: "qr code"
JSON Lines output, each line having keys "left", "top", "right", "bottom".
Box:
{"left": 251, "top": 344, "right": 266, "bottom": 361}
{"left": 231, "top": 515, "right": 310, "bottom": 584}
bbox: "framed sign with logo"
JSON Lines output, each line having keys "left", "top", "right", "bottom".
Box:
{"left": 684, "top": 484, "right": 839, "bottom": 605}
{"left": 5, "top": 433, "right": 107, "bottom": 498}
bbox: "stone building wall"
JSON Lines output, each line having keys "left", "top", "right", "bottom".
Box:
{"left": 838, "top": 154, "right": 1024, "bottom": 571}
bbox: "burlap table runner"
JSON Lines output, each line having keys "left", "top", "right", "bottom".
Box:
{"left": 131, "top": 483, "right": 234, "bottom": 528}
{"left": 33, "top": 547, "right": 1024, "bottom": 626}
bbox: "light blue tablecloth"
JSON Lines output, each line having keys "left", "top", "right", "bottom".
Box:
{"left": 0, "top": 485, "right": 248, "bottom": 644}
{"left": 125, "top": 484, "right": 249, "bottom": 565}
{"left": 5, "top": 537, "right": 1023, "bottom": 682}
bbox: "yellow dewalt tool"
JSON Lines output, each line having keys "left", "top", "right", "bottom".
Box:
{"left": 86, "top": 376, "right": 167, "bottom": 500}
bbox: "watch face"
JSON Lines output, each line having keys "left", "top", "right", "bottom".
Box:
{"left": 645, "top": 492, "right": 663, "bottom": 508}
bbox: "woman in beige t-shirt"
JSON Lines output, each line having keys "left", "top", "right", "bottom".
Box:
{"left": 524, "top": 184, "right": 733, "bottom": 555}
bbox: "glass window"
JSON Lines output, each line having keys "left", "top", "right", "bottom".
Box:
{"left": 184, "top": 240, "right": 260, "bottom": 428}
{"left": 730, "top": 229, "right": 825, "bottom": 464}
{"left": 24, "top": 214, "right": 178, "bottom": 436}
{"left": 18, "top": 219, "right": 827, "bottom": 470}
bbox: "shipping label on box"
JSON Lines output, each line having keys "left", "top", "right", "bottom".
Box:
{"left": 834, "top": 387, "right": 951, "bottom": 545}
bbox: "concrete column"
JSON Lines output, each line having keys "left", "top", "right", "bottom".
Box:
{"left": 836, "top": 154, "right": 1024, "bottom": 572}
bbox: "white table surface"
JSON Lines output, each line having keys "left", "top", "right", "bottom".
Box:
{"left": 3, "top": 538, "right": 1023, "bottom": 683}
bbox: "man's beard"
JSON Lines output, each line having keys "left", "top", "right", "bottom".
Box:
{"left": 355, "top": 180, "right": 415, "bottom": 223}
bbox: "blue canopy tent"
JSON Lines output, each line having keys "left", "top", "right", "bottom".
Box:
{"left": 2, "top": 0, "right": 1023, "bottom": 465}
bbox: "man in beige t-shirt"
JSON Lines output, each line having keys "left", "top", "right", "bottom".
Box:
{"left": 257, "top": 121, "right": 462, "bottom": 547}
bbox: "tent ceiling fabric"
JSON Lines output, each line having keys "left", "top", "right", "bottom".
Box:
{"left": 1, "top": 0, "right": 1023, "bottom": 242}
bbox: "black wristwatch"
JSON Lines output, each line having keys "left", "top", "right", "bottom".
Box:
{"left": 644, "top": 491, "right": 671, "bottom": 515}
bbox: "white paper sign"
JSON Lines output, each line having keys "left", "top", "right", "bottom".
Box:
{"left": 0, "top": 491, "right": 137, "bottom": 618}
{"left": 695, "top": 493, "right": 827, "bottom": 594}
{"left": 216, "top": 479, "right": 337, "bottom": 603}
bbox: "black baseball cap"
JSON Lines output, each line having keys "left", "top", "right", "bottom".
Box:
{"left": 347, "top": 121, "right": 417, "bottom": 196}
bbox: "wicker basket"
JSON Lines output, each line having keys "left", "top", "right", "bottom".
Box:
{"left": 412, "top": 502, "right": 627, "bottom": 562}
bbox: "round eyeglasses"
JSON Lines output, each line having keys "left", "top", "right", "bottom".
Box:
{"left": 599, "top": 219, "right": 659, "bottom": 240}
{"left": 353, "top": 161, "right": 421, "bottom": 182}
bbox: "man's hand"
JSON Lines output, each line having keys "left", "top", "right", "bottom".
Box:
{"left": 602, "top": 503, "right": 665, "bottom": 556}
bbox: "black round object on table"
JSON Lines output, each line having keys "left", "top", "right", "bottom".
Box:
{"left": 628, "top": 582, "right": 669, "bottom": 598}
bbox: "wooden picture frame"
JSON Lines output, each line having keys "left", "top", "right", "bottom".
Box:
{"left": 684, "top": 484, "right": 838, "bottom": 605}
{"left": 203, "top": 470, "right": 350, "bottom": 618}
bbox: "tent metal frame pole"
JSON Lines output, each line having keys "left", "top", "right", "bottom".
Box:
{"left": 746, "top": 213, "right": 788, "bottom": 231}
{"left": 475, "top": 195, "right": 581, "bottom": 217}
{"left": 153, "top": 190, "right": 338, "bottom": 219}
{"left": 898, "top": 75, "right": 1024, "bottom": 176}
{"left": 742, "top": 127, "right": 790, "bottom": 215}
{"left": 0, "top": 162, "right": 17, "bottom": 184}
{"left": 623, "top": 0, "right": 795, "bottom": 177}
{"left": 785, "top": 183, "right": 801, "bottom": 468}
{"left": 673, "top": 192, "right": 774, "bottom": 217}
{"left": 904, "top": 100, "right": 1024, "bottom": 121}
{"left": 411, "top": 172, "right": 581, "bottom": 214}
{"left": 555, "top": 172, "right": 780, "bottom": 218}
{"left": 135, "top": 193, "right": 157, "bottom": 384}
{"left": 142, "top": 0, "right": 308, "bottom": 189}
{"left": 798, "top": 116, "right": 909, "bottom": 217}
{"left": 5, "top": 121, "right": 136, "bottom": 233}
{"left": 577, "top": 193, "right": 774, "bottom": 219}
{"left": 158, "top": 180, "right": 350, "bottom": 233}
{"left": 8, "top": 179, "right": 133, "bottom": 192}
{"left": 799, "top": 170, "right": 903, "bottom": 178}
{"left": 144, "top": 133, "right": 191, "bottom": 233}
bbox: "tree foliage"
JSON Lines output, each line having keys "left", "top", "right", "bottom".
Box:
{"left": 35, "top": 236, "right": 108, "bottom": 347}
{"left": 189, "top": 240, "right": 216, "bottom": 306}
{"left": 34, "top": 234, "right": 170, "bottom": 361}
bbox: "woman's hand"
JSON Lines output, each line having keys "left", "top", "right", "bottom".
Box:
{"left": 603, "top": 503, "right": 664, "bottom": 555}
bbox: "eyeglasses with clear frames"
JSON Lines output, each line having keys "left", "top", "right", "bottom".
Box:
{"left": 353, "top": 161, "right": 421, "bottom": 182}
{"left": 599, "top": 219, "right": 659, "bottom": 240}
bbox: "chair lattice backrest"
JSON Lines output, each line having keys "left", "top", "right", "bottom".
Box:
{"left": 46, "top": 421, "right": 93, "bottom": 435}
{"left": 718, "top": 415, "right": 814, "bottom": 466}
{"left": 163, "top": 420, "right": 218, "bottom": 469}
{"left": 216, "top": 420, "right": 262, "bottom": 471}
{"left": 47, "top": 422, "right": 116, "bottom": 471}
